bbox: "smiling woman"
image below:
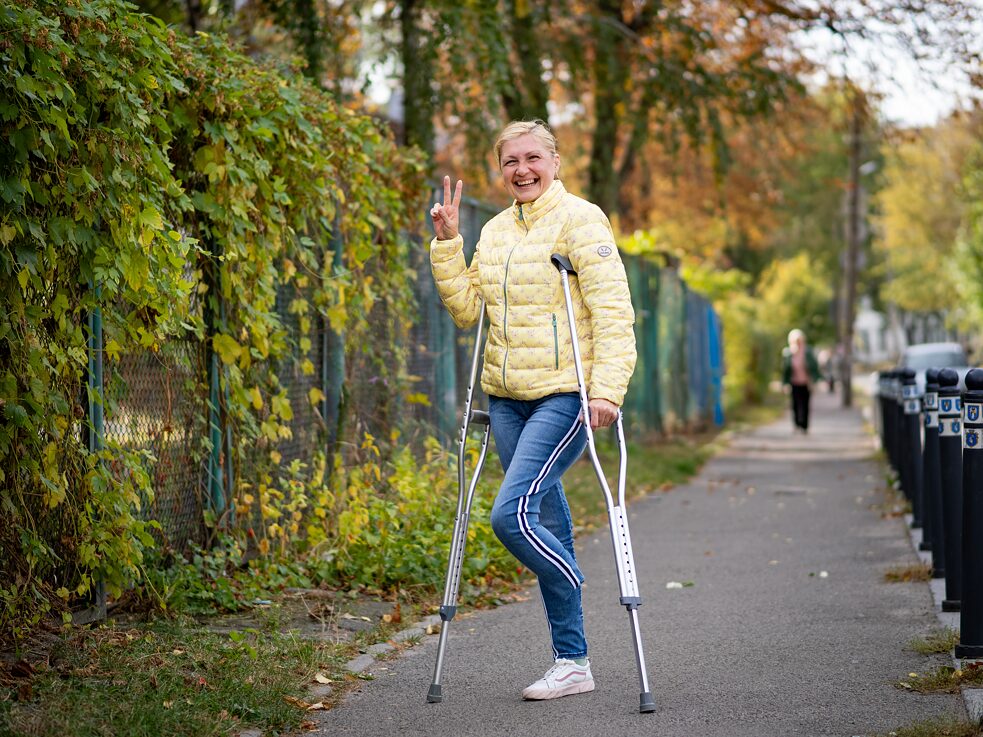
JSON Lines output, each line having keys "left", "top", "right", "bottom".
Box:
{"left": 428, "top": 118, "right": 637, "bottom": 704}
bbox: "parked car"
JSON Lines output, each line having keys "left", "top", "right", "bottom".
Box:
{"left": 899, "top": 342, "right": 971, "bottom": 394}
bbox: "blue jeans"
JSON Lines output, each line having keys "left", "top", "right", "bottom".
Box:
{"left": 488, "top": 392, "right": 589, "bottom": 660}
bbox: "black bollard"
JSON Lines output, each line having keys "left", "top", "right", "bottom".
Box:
{"left": 894, "top": 370, "right": 907, "bottom": 495}
{"left": 922, "top": 368, "right": 944, "bottom": 577}
{"left": 880, "top": 371, "right": 894, "bottom": 469}
{"left": 901, "top": 368, "right": 924, "bottom": 530}
{"left": 938, "top": 368, "right": 963, "bottom": 612}
{"left": 877, "top": 371, "right": 890, "bottom": 452}
{"left": 956, "top": 368, "right": 983, "bottom": 659}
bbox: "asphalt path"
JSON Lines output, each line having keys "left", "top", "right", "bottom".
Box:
{"left": 312, "top": 390, "right": 965, "bottom": 736}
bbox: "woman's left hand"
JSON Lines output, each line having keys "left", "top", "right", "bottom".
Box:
{"left": 587, "top": 398, "right": 619, "bottom": 429}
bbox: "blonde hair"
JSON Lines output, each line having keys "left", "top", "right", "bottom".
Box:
{"left": 494, "top": 119, "right": 559, "bottom": 169}
{"left": 788, "top": 329, "right": 806, "bottom": 347}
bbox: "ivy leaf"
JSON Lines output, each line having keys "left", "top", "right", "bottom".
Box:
{"left": 271, "top": 394, "right": 293, "bottom": 421}
{"left": 212, "top": 334, "right": 242, "bottom": 365}
{"left": 308, "top": 387, "right": 325, "bottom": 406}
{"left": 325, "top": 304, "right": 347, "bottom": 332}
{"left": 140, "top": 207, "right": 164, "bottom": 230}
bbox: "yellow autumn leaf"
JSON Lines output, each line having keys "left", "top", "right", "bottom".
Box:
{"left": 212, "top": 333, "right": 242, "bottom": 365}
{"left": 104, "top": 339, "right": 122, "bottom": 361}
{"left": 249, "top": 386, "right": 263, "bottom": 410}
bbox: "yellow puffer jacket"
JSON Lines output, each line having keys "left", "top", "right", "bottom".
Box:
{"left": 430, "top": 180, "right": 636, "bottom": 405}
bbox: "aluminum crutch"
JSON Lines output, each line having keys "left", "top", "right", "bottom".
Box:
{"left": 427, "top": 302, "right": 491, "bottom": 704}
{"left": 551, "top": 253, "right": 657, "bottom": 714}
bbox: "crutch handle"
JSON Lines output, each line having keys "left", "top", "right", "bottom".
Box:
{"left": 550, "top": 253, "right": 576, "bottom": 275}
{"left": 469, "top": 409, "right": 490, "bottom": 426}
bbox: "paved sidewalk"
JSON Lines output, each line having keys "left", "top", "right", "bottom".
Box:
{"left": 312, "top": 391, "right": 966, "bottom": 736}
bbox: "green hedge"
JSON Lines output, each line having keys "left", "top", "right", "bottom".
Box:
{"left": 0, "top": 0, "right": 424, "bottom": 641}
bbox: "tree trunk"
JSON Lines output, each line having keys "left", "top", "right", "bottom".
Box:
{"left": 588, "top": 0, "right": 625, "bottom": 215}
{"left": 840, "top": 88, "right": 864, "bottom": 408}
{"left": 401, "top": 0, "right": 434, "bottom": 158}
{"left": 185, "top": 0, "right": 201, "bottom": 32}
{"left": 505, "top": 0, "right": 550, "bottom": 123}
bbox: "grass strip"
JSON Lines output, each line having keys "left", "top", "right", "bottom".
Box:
{"left": 874, "top": 717, "right": 983, "bottom": 737}
{"left": 908, "top": 628, "right": 960, "bottom": 655}
{"left": 896, "top": 662, "right": 983, "bottom": 694}
{"left": 1, "top": 619, "right": 357, "bottom": 737}
{"left": 884, "top": 562, "right": 933, "bottom": 583}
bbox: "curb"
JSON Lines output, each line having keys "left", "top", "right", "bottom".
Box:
{"left": 904, "top": 515, "right": 983, "bottom": 722}
{"left": 344, "top": 614, "right": 442, "bottom": 674}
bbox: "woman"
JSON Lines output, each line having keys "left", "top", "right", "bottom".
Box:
{"left": 429, "top": 120, "right": 636, "bottom": 702}
{"left": 781, "top": 328, "right": 820, "bottom": 433}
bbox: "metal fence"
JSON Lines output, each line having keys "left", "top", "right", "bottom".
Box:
{"left": 95, "top": 192, "right": 723, "bottom": 551}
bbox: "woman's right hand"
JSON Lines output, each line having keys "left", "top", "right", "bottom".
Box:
{"left": 430, "top": 175, "right": 463, "bottom": 240}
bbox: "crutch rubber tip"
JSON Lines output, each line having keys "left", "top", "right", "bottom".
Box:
{"left": 427, "top": 684, "right": 443, "bottom": 703}
{"left": 639, "top": 692, "right": 656, "bottom": 713}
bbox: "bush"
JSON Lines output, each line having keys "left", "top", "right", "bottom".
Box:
{"left": 0, "top": 0, "right": 423, "bottom": 642}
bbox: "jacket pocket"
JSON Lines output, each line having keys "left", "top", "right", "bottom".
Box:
{"left": 551, "top": 313, "right": 559, "bottom": 370}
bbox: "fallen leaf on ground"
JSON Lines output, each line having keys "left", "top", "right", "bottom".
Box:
{"left": 314, "top": 673, "right": 333, "bottom": 684}
{"left": 284, "top": 695, "right": 313, "bottom": 710}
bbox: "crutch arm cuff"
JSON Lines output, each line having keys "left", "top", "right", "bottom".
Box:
{"left": 469, "top": 409, "right": 490, "bottom": 426}
{"left": 550, "top": 253, "right": 576, "bottom": 275}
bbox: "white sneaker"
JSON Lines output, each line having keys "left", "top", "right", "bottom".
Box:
{"left": 521, "top": 658, "right": 595, "bottom": 700}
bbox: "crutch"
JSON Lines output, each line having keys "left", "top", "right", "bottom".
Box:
{"left": 551, "top": 253, "right": 657, "bottom": 714}
{"left": 427, "top": 301, "right": 491, "bottom": 704}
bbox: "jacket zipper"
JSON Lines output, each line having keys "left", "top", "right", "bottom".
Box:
{"left": 551, "top": 313, "right": 559, "bottom": 370}
{"left": 501, "top": 205, "right": 527, "bottom": 396}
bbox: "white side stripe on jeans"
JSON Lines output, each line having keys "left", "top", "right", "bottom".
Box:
{"left": 515, "top": 415, "right": 583, "bottom": 589}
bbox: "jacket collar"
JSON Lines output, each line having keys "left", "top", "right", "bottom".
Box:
{"left": 511, "top": 180, "right": 565, "bottom": 228}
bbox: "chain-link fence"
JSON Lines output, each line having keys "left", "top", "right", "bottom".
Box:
{"left": 103, "top": 322, "right": 211, "bottom": 551}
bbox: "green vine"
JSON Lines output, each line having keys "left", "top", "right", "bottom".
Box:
{"left": 0, "top": 0, "right": 425, "bottom": 642}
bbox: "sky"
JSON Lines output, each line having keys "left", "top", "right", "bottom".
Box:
{"left": 794, "top": 11, "right": 980, "bottom": 128}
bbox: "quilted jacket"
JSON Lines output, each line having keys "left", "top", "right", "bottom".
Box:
{"left": 430, "top": 180, "right": 636, "bottom": 405}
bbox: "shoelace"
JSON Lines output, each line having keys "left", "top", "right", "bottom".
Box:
{"left": 543, "top": 660, "right": 577, "bottom": 680}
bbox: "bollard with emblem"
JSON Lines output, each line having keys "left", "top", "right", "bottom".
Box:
{"left": 922, "top": 368, "right": 944, "bottom": 577}
{"left": 937, "top": 368, "right": 963, "bottom": 612}
{"left": 901, "top": 368, "right": 924, "bottom": 530}
{"left": 956, "top": 368, "right": 983, "bottom": 659}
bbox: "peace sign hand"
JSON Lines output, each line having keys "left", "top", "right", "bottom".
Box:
{"left": 430, "top": 175, "right": 463, "bottom": 241}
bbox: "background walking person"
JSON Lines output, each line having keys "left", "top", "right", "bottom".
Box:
{"left": 782, "top": 328, "right": 820, "bottom": 433}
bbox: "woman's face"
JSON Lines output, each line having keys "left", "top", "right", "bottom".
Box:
{"left": 499, "top": 133, "right": 559, "bottom": 204}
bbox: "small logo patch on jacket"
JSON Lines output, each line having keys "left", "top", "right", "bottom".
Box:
{"left": 597, "top": 245, "right": 612, "bottom": 257}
